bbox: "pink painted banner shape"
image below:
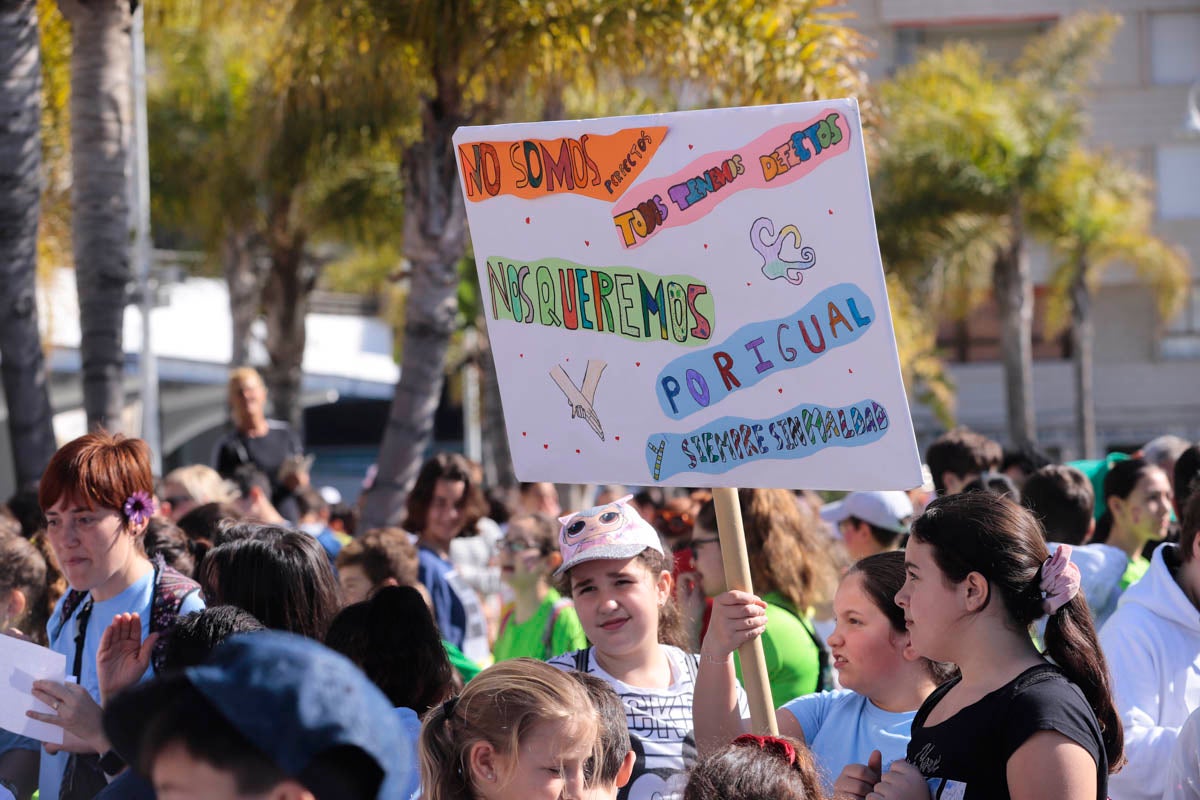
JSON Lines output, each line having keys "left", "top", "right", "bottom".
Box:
{"left": 610, "top": 109, "right": 853, "bottom": 250}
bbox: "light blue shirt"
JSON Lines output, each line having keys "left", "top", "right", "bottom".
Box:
{"left": 781, "top": 689, "right": 916, "bottom": 791}
{"left": 393, "top": 707, "right": 423, "bottom": 800}
{"left": 38, "top": 566, "right": 204, "bottom": 800}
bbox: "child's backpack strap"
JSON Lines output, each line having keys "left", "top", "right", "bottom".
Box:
{"left": 497, "top": 603, "right": 515, "bottom": 642}
{"left": 148, "top": 555, "right": 202, "bottom": 673}
{"left": 573, "top": 645, "right": 592, "bottom": 673}
{"left": 542, "top": 597, "right": 574, "bottom": 656}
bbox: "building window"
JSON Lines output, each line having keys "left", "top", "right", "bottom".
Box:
{"left": 1149, "top": 11, "right": 1200, "bottom": 85}
{"left": 891, "top": 18, "right": 1055, "bottom": 70}
{"left": 1157, "top": 146, "right": 1200, "bottom": 220}
{"left": 1163, "top": 283, "right": 1200, "bottom": 360}
{"left": 934, "top": 287, "right": 1069, "bottom": 363}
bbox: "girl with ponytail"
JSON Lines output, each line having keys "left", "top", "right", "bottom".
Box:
{"left": 872, "top": 492, "right": 1121, "bottom": 800}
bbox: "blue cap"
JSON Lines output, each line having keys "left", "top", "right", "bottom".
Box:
{"left": 104, "top": 631, "right": 414, "bottom": 798}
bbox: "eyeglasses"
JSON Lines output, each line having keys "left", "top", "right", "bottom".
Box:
{"left": 498, "top": 539, "right": 542, "bottom": 554}
{"left": 658, "top": 509, "right": 694, "bottom": 534}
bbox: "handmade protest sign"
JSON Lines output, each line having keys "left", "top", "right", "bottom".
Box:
{"left": 454, "top": 99, "right": 921, "bottom": 491}
{"left": 0, "top": 635, "right": 67, "bottom": 744}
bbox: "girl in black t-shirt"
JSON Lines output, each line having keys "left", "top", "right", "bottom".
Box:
{"left": 867, "top": 493, "right": 1123, "bottom": 800}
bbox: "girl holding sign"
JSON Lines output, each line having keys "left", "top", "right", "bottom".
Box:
{"left": 693, "top": 550, "right": 955, "bottom": 795}
{"left": 688, "top": 489, "right": 837, "bottom": 705}
{"left": 875, "top": 492, "right": 1120, "bottom": 800}
{"left": 548, "top": 495, "right": 748, "bottom": 800}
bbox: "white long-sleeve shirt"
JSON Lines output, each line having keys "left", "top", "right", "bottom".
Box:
{"left": 1164, "top": 706, "right": 1200, "bottom": 800}
{"left": 1100, "top": 545, "right": 1200, "bottom": 800}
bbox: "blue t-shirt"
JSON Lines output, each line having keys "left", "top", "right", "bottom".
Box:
{"left": 781, "top": 689, "right": 916, "bottom": 791}
{"left": 394, "top": 707, "right": 423, "bottom": 800}
{"left": 417, "top": 546, "right": 489, "bottom": 663}
{"left": 38, "top": 566, "right": 205, "bottom": 800}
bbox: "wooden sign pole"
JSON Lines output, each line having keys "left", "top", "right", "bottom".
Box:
{"left": 710, "top": 486, "right": 778, "bottom": 735}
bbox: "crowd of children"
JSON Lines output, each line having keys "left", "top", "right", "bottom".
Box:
{"left": 0, "top": 410, "right": 1199, "bottom": 799}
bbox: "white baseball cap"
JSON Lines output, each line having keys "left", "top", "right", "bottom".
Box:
{"left": 821, "top": 491, "right": 914, "bottom": 535}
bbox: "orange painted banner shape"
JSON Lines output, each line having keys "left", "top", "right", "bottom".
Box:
{"left": 458, "top": 126, "right": 668, "bottom": 203}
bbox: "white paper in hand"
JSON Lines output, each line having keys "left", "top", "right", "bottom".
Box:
{"left": 0, "top": 634, "right": 66, "bottom": 744}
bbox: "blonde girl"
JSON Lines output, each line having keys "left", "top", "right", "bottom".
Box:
{"left": 420, "top": 658, "right": 597, "bottom": 800}
{"left": 548, "top": 495, "right": 746, "bottom": 800}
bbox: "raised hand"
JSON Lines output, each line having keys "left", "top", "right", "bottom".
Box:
{"left": 699, "top": 590, "right": 767, "bottom": 663}
{"left": 96, "top": 612, "right": 159, "bottom": 704}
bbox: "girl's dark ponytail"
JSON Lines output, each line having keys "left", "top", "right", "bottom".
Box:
{"left": 913, "top": 493, "right": 1125, "bottom": 771}
{"left": 1043, "top": 594, "right": 1125, "bottom": 771}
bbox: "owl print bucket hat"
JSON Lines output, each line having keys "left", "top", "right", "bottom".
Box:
{"left": 554, "top": 494, "right": 664, "bottom": 577}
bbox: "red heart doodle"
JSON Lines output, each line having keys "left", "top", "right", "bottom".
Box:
{"left": 635, "top": 361, "right": 641, "bottom": 367}
{"left": 688, "top": 144, "right": 694, "bottom": 150}
{"left": 828, "top": 209, "right": 833, "bottom": 215}
{"left": 525, "top": 217, "right": 531, "bottom": 224}
{"left": 575, "top": 449, "right": 581, "bottom": 454}
{"left": 778, "top": 388, "right": 783, "bottom": 394}
{"left": 848, "top": 368, "right": 854, "bottom": 374}
{"left": 584, "top": 240, "right": 590, "bottom": 246}
{"left": 543, "top": 444, "right": 549, "bottom": 450}
{"left": 614, "top": 436, "right": 621, "bottom": 441}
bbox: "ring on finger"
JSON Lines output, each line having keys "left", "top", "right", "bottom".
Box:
{"left": 53, "top": 700, "right": 61, "bottom": 711}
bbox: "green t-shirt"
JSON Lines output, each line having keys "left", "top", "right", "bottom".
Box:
{"left": 734, "top": 592, "right": 821, "bottom": 707}
{"left": 1119, "top": 555, "right": 1150, "bottom": 591}
{"left": 443, "top": 639, "right": 483, "bottom": 682}
{"left": 492, "top": 588, "right": 588, "bottom": 662}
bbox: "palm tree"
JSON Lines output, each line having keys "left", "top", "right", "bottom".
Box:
{"left": 873, "top": 13, "right": 1119, "bottom": 447}
{"left": 333, "top": 0, "right": 870, "bottom": 528}
{"left": 0, "top": 0, "right": 57, "bottom": 487}
{"left": 1032, "top": 147, "right": 1189, "bottom": 458}
{"left": 56, "top": 0, "right": 133, "bottom": 432}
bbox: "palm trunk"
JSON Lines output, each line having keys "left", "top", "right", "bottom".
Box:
{"left": 0, "top": 0, "right": 57, "bottom": 487}
{"left": 224, "top": 224, "right": 265, "bottom": 368}
{"left": 993, "top": 202, "right": 1036, "bottom": 447}
{"left": 262, "top": 194, "right": 309, "bottom": 432}
{"left": 361, "top": 97, "right": 466, "bottom": 529}
{"left": 58, "top": 0, "right": 133, "bottom": 432}
{"left": 479, "top": 324, "right": 515, "bottom": 490}
{"left": 1069, "top": 255, "right": 1097, "bottom": 459}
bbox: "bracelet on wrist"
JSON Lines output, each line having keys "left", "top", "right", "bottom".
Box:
{"left": 699, "top": 652, "right": 733, "bottom": 665}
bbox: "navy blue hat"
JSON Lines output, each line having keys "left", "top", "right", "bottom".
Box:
{"left": 104, "top": 630, "right": 414, "bottom": 799}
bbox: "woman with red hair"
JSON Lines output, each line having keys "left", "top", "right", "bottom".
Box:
{"left": 26, "top": 432, "right": 205, "bottom": 799}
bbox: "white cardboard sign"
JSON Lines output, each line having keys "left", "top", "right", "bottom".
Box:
{"left": 454, "top": 99, "right": 921, "bottom": 489}
{"left": 0, "top": 634, "right": 67, "bottom": 744}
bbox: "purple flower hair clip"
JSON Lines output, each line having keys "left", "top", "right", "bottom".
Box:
{"left": 123, "top": 490, "right": 155, "bottom": 526}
